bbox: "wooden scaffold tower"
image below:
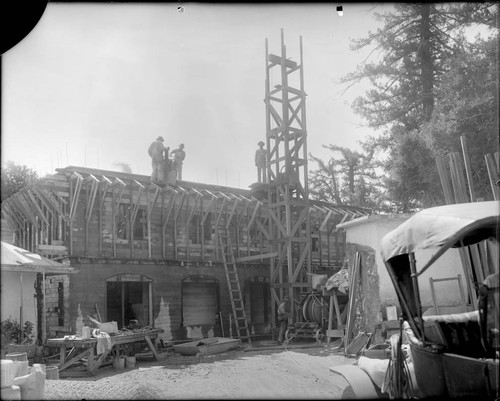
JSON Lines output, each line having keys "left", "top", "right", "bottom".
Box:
{"left": 265, "top": 29, "right": 311, "bottom": 331}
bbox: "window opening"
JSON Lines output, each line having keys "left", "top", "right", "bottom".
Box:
{"left": 116, "top": 204, "right": 147, "bottom": 241}
{"left": 106, "top": 275, "right": 152, "bottom": 328}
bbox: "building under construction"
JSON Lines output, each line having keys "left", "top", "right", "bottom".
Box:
{"left": 1, "top": 31, "right": 370, "bottom": 344}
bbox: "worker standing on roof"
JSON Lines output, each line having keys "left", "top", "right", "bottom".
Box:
{"left": 148, "top": 136, "right": 169, "bottom": 184}
{"left": 170, "top": 144, "right": 186, "bottom": 180}
{"left": 255, "top": 141, "right": 267, "bottom": 183}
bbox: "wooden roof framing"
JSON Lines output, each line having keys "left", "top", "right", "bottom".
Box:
{"left": 2, "top": 164, "right": 370, "bottom": 264}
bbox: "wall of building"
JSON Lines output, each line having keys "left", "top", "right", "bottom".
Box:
{"left": 67, "top": 260, "right": 269, "bottom": 342}
{"left": 44, "top": 275, "right": 70, "bottom": 338}
{"left": 1, "top": 270, "right": 38, "bottom": 340}
{"left": 343, "top": 215, "right": 469, "bottom": 328}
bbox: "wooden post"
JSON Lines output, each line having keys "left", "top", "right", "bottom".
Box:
{"left": 327, "top": 293, "right": 334, "bottom": 345}
{"left": 485, "top": 153, "right": 499, "bottom": 200}
{"left": 42, "top": 272, "right": 46, "bottom": 344}
{"left": 460, "top": 136, "right": 476, "bottom": 202}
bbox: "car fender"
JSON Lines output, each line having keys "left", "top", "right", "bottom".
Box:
{"left": 329, "top": 364, "right": 382, "bottom": 399}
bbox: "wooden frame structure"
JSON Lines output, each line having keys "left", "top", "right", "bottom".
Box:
{"left": 264, "top": 29, "right": 311, "bottom": 327}
{"left": 1, "top": 166, "right": 369, "bottom": 266}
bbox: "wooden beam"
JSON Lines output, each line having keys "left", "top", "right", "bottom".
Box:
{"left": 245, "top": 201, "right": 262, "bottom": 231}
{"left": 485, "top": 153, "right": 499, "bottom": 200}
{"left": 111, "top": 178, "right": 126, "bottom": 218}
{"left": 290, "top": 207, "right": 308, "bottom": 237}
{"left": 85, "top": 175, "right": 100, "bottom": 222}
{"left": 214, "top": 197, "right": 228, "bottom": 229}
{"left": 268, "top": 54, "right": 297, "bottom": 69}
{"left": 255, "top": 218, "right": 271, "bottom": 240}
{"left": 98, "top": 176, "right": 112, "bottom": 256}
{"left": 267, "top": 208, "right": 287, "bottom": 237}
{"left": 236, "top": 252, "right": 278, "bottom": 263}
{"left": 69, "top": 172, "right": 84, "bottom": 221}
{"left": 184, "top": 192, "right": 201, "bottom": 231}
{"left": 111, "top": 178, "right": 126, "bottom": 257}
{"left": 290, "top": 244, "right": 309, "bottom": 282}
{"left": 460, "top": 136, "right": 476, "bottom": 202}
{"left": 201, "top": 191, "right": 217, "bottom": 226}
{"left": 449, "top": 152, "right": 469, "bottom": 203}
{"left": 225, "top": 196, "right": 240, "bottom": 230}
{"left": 270, "top": 283, "right": 310, "bottom": 288}
{"left": 319, "top": 210, "right": 333, "bottom": 232}
{"left": 15, "top": 193, "right": 40, "bottom": 230}
{"left": 173, "top": 190, "right": 186, "bottom": 222}
{"left": 130, "top": 180, "right": 145, "bottom": 224}
{"left": 436, "top": 157, "right": 454, "bottom": 204}
{"left": 24, "top": 190, "right": 51, "bottom": 226}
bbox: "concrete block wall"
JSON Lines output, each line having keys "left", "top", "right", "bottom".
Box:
{"left": 45, "top": 275, "right": 70, "bottom": 338}
{"left": 68, "top": 260, "right": 269, "bottom": 341}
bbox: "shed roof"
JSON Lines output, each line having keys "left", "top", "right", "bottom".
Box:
{"left": 1, "top": 241, "right": 78, "bottom": 274}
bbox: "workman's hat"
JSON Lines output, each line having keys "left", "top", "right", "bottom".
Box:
{"left": 258, "top": 141, "right": 265, "bottom": 146}
{"left": 157, "top": 136, "right": 164, "bottom": 142}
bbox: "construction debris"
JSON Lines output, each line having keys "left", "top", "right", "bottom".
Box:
{"left": 325, "top": 268, "right": 349, "bottom": 294}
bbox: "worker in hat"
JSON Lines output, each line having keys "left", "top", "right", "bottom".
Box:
{"left": 148, "top": 136, "right": 169, "bottom": 184}
{"left": 170, "top": 144, "right": 186, "bottom": 180}
{"left": 255, "top": 141, "right": 267, "bottom": 183}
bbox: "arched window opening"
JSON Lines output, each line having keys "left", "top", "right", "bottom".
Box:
{"left": 106, "top": 274, "right": 153, "bottom": 328}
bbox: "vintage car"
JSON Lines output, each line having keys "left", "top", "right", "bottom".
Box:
{"left": 331, "top": 201, "right": 499, "bottom": 399}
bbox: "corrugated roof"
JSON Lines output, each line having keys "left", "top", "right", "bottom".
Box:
{"left": 1, "top": 241, "right": 78, "bottom": 274}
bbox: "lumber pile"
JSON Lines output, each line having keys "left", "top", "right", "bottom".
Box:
{"left": 435, "top": 135, "right": 499, "bottom": 308}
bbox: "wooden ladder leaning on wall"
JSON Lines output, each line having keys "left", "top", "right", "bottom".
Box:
{"left": 217, "top": 230, "right": 252, "bottom": 345}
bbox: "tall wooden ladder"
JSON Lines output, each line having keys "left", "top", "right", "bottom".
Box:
{"left": 218, "top": 231, "right": 252, "bottom": 345}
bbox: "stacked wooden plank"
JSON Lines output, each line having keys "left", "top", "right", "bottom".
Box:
{"left": 435, "top": 135, "right": 499, "bottom": 308}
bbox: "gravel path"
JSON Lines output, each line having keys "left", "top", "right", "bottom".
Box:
{"left": 44, "top": 342, "right": 355, "bottom": 399}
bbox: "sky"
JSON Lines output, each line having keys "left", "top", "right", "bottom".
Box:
{"left": 1, "top": 2, "right": 395, "bottom": 189}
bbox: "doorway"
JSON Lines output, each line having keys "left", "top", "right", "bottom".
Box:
{"left": 244, "top": 276, "right": 270, "bottom": 335}
{"left": 106, "top": 274, "right": 152, "bottom": 328}
{"left": 181, "top": 275, "right": 219, "bottom": 326}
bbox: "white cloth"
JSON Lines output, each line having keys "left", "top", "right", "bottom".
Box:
{"left": 94, "top": 332, "right": 112, "bottom": 355}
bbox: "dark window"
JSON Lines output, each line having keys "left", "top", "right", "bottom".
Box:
{"left": 57, "top": 281, "right": 64, "bottom": 326}
{"left": 133, "top": 208, "right": 147, "bottom": 240}
{"left": 189, "top": 213, "right": 212, "bottom": 245}
{"left": 116, "top": 204, "right": 147, "bottom": 240}
{"left": 312, "top": 236, "right": 320, "bottom": 252}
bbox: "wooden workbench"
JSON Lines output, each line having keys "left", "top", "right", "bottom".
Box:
{"left": 46, "top": 328, "right": 164, "bottom": 377}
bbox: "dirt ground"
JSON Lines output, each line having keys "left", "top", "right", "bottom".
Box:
{"left": 44, "top": 340, "right": 357, "bottom": 400}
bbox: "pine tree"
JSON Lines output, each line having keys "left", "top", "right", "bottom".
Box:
{"left": 341, "top": 3, "right": 498, "bottom": 211}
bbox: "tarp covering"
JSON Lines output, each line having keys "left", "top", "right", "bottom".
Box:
{"left": 381, "top": 201, "right": 499, "bottom": 262}
{"left": 1, "top": 241, "right": 77, "bottom": 274}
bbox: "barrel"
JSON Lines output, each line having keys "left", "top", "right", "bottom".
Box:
{"left": 45, "top": 366, "right": 59, "bottom": 380}
{"left": 5, "top": 353, "right": 29, "bottom": 377}
{"left": 125, "top": 356, "right": 136, "bottom": 368}
{"left": 113, "top": 357, "right": 125, "bottom": 370}
{"left": 1, "top": 360, "right": 16, "bottom": 387}
{"left": 5, "top": 352, "right": 27, "bottom": 362}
